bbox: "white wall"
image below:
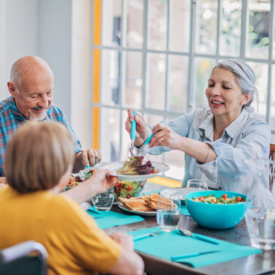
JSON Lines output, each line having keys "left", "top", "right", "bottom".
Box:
{"left": 71, "top": 0, "right": 91, "bottom": 149}
{"left": 37, "top": 0, "right": 73, "bottom": 122}
{"left": 1, "top": 0, "right": 38, "bottom": 99}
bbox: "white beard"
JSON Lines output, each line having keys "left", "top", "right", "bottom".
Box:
{"left": 29, "top": 114, "right": 46, "bottom": 121}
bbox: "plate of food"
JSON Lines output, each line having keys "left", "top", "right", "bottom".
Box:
{"left": 66, "top": 167, "right": 95, "bottom": 190}
{"left": 99, "top": 156, "right": 170, "bottom": 181}
{"left": 117, "top": 192, "right": 175, "bottom": 216}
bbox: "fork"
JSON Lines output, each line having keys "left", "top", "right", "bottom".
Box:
{"left": 133, "top": 231, "right": 162, "bottom": 241}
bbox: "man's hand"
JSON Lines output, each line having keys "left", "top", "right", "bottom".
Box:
{"left": 73, "top": 149, "right": 102, "bottom": 173}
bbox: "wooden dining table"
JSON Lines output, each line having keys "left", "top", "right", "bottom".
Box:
{"left": 103, "top": 182, "right": 275, "bottom": 275}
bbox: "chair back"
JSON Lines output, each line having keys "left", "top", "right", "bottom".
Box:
{"left": 0, "top": 241, "right": 48, "bottom": 275}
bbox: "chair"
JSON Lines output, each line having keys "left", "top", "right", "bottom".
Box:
{"left": 270, "top": 144, "right": 275, "bottom": 161}
{"left": 0, "top": 241, "right": 48, "bottom": 275}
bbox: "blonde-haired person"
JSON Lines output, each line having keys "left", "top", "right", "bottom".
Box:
{"left": 0, "top": 121, "right": 144, "bottom": 275}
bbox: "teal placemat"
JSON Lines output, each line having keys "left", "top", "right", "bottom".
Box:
{"left": 87, "top": 207, "right": 144, "bottom": 229}
{"left": 141, "top": 189, "right": 190, "bottom": 216}
{"left": 128, "top": 227, "right": 262, "bottom": 268}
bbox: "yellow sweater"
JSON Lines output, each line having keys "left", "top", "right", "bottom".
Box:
{"left": 0, "top": 186, "right": 122, "bottom": 275}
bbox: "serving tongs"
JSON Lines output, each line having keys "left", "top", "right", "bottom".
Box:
{"left": 128, "top": 110, "right": 136, "bottom": 158}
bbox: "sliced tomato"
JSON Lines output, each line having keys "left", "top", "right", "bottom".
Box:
{"left": 198, "top": 196, "right": 205, "bottom": 202}
{"left": 236, "top": 196, "right": 242, "bottom": 202}
{"left": 126, "top": 186, "right": 132, "bottom": 191}
{"left": 127, "top": 194, "right": 131, "bottom": 199}
{"left": 115, "top": 188, "right": 121, "bottom": 193}
{"left": 222, "top": 194, "right": 228, "bottom": 199}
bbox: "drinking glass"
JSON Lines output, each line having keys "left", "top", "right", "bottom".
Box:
{"left": 245, "top": 158, "right": 275, "bottom": 250}
{"left": 157, "top": 189, "right": 181, "bottom": 232}
{"left": 91, "top": 192, "right": 114, "bottom": 211}
{"left": 186, "top": 179, "right": 208, "bottom": 192}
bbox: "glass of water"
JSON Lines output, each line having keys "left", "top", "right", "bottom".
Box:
{"left": 91, "top": 192, "right": 114, "bottom": 212}
{"left": 157, "top": 189, "right": 181, "bottom": 232}
{"left": 186, "top": 179, "right": 208, "bottom": 191}
{"left": 245, "top": 159, "right": 275, "bottom": 250}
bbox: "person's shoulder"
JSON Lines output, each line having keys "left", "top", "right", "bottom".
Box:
{"left": 246, "top": 111, "right": 271, "bottom": 133}
{"left": 46, "top": 103, "right": 67, "bottom": 123}
{"left": 0, "top": 97, "right": 14, "bottom": 116}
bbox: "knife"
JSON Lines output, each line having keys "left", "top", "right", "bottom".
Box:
{"left": 171, "top": 251, "right": 220, "bottom": 260}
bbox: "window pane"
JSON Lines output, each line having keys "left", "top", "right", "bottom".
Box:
{"left": 169, "top": 0, "right": 190, "bottom": 53}
{"left": 168, "top": 55, "right": 189, "bottom": 112}
{"left": 247, "top": 0, "right": 270, "bottom": 59}
{"left": 101, "top": 108, "right": 121, "bottom": 162}
{"left": 126, "top": 0, "right": 143, "bottom": 48}
{"left": 194, "top": 57, "right": 216, "bottom": 109}
{"left": 123, "top": 51, "right": 142, "bottom": 109}
{"left": 144, "top": 113, "right": 164, "bottom": 163}
{"left": 196, "top": 0, "right": 218, "bottom": 54}
{"left": 247, "top": 62, "right": 267, "bottom": 121}
{"left": 101, "top": 50, "right": 120, "bottom": 106}
{"left": 146, "top": 53, "right": 166, "bottom": 110}
{"left": 102, "top": 0, "right": 122, "bottom": 47}
{"left": 147, "top": 0, "right": 168, "bottom": 51}
{"left": 220, "top": 0, "right": 242, "bottom": 57}
{"left": 269, "top": 65, "right": 275, "bottom": 131}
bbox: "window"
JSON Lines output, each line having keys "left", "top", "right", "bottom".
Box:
{"left": 91, "top": 0, "right": 274, "bottom": 180}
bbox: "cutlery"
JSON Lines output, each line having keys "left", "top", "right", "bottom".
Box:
{"left": 178, "top": 228, "right": 219, "bottom": 245}
{"left": 128, "top": 110, "right": 136, "bottom": 158}
{"left": 171, "top": 250, "right": 220, "bottom": 261}
{"left": 133, "top": 231, "right": 162, "bottom": 241}
{"left": 87, "top": 208, "right": 100, "bottom": 214}
{"left": 140, "top": 121, "right": 163, "bottom": 156}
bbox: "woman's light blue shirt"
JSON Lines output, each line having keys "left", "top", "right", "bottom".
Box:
{"left": 138, "top": 108, "right": 270, "bottom": 195}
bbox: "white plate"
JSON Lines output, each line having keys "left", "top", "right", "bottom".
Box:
{"left": 95, "top": 161, "right": 170, "bottom": 181}
{"left": 118, "top": 203, "right": 156, "bottom": 216}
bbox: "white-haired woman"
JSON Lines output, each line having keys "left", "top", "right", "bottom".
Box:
{"left": 125, "top": 59, "right": 270, "bottom": 195}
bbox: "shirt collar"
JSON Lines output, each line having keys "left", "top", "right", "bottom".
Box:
{"left": 198, "top": 108, "right": 250, "bottom": 140}
{"left": 198, "top": 111, "right": 214, "bottom": 141}
{"left": 9, "top": 97, "right": 26, "bottom": 122}
{"left": 224, "top": 108, "right": 250, "bottom": 139}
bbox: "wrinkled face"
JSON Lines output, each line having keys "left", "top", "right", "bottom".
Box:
{"left": 8, "top": 69, "right": 53, "bottom": 120}
{"left": 206, "top": 67, "right": 251, "bottom": 118}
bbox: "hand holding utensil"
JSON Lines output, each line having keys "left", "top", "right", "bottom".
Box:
{"left": 128, "top": 111, "right": 136, "bottom": 158}
{"left": 178, "top": 228, "right": 219, "bottom": 245}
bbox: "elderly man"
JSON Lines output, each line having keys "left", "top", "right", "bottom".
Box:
{"left": 0, "top": 56, "right": 105, "bottom": 203}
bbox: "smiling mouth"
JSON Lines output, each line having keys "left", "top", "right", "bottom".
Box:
{"left": 211, "top": 100, "right": 224, "bottom": 105}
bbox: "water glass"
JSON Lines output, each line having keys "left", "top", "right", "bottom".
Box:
{"left": 91, "top": 192, "right": 114, "bottom": 211}
{"left": 245, "top": 159, "right": 275, "bottom": 250}
{"left": 186, "top": 179, "right": 208, "bottom": 192}
{"left": 157, "top": 189, "right": 181, "bottom": 232}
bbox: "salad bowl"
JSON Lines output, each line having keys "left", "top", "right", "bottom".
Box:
{"left": 185, "top": 191, "right": 247, "bottom": 229}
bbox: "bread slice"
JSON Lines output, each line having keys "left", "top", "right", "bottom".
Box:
{"left": 118, "top": 197, "right": 154, "bottom": 212}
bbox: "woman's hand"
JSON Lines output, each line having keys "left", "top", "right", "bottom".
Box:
{"left": 109, "top": 232, "right": 134, "bottom": 251}
{"left": 149, "top": 123, "right": 184, "bottom": 150}
{"left": 125, "top": 109, "right": 148, "bottom": 147}
{"left": 87, "top": 169, "right": 117, "bottom": 195}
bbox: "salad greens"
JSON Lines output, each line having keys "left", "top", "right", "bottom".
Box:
{"left": 114, "top": 180, "right": 145, "bottom": 201}
{"left": 117, "top": 156, "right": 157, "bottom": 175}
{"left": 192, "top": 193, "right": 246, "bottom": 204}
